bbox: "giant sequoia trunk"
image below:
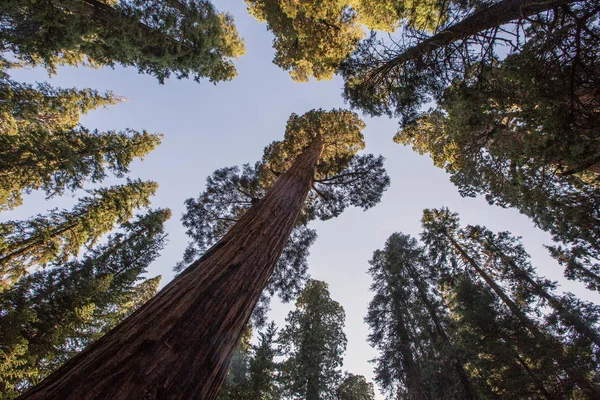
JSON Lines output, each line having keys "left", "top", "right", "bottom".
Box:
{"left": 20, "top": 137, "right": 325, "bottom": 400}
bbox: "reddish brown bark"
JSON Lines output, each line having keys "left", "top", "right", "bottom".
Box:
{"left": 19, "top": 136, "right": 325, "bottom": 400}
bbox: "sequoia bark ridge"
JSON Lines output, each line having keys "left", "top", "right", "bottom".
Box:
{"left": 20, "top": 136, "right": 325, "bottom": 400}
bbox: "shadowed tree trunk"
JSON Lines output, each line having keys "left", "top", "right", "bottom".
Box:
{"left": 394, "top": 304, "right": 427, "bottom": 400}
{"left": 404, "top": 264, "right": 478, "bottom": 400}
{"left": 491, "top": 244, "right": 600, "bottom": 348}
{"left": 445, "top": 234, "right": 600, "bottom": 398}
{"left": 19, "top": 136, "right": 325, "bottom": 400}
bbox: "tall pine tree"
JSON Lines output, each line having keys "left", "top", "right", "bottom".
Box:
{"left": 0, "top": 208, "right": 170, "bottom": 398}
{"left": 0, "top": 75, "right": 162, "bottom": 211}
{"left": 0, "top": 179, "right": 158, "bottom": 289}
{"left": 1, "top": 0, "right": 245, "bottom": 83}
{"left": 278, "top": 279, "right": 347, "bottom": 400}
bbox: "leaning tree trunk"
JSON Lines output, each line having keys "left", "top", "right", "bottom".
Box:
{"left": 19, "top": 136, "right": 325, "bottom": 400}
{"left": 366, "top": 0, "right": 579, "bottom": 82}
{"left": 447, "top": 234, "right": 600, "bottom": 398}
{"left": 493, "top": 245, "right": 600, "bottom": 348}
{"left": 405, "top": 264, "right": 478, "bottom": 400}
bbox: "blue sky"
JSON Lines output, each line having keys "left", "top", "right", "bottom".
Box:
{"left": 5, "top": 1, "right": 599, "bottom": 397}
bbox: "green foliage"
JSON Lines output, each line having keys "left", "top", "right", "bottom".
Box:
{"left": 244, "top": 0, "right": 445, "bottom": 81}
{"left": 0, "top": 76, "right": 162, "bottom": 211}
{"left": 0, "top": 179, "right": 158, "bottom": 290}
{"left": 245, "top": 0, "right": 363, "bottom": 82}
{"left": 178, "top": 110, "right": 388, "bottom": 323}
{"left": 367, "top": 232, "right": 470, "bottom": 399}
{"left": 278, "top": 279, "right": 347, "bottom": 400}
{"left": 394, "top": 53, "right": 600, "bottom": 289}
{"left": 1, "top": 0, "right": 245, "bottom": 83}
{"left": 342, "top": 1, "right": 600, "bottom": 273}
{"left": 336, "top": 373, "right": 375, "bottom": 400}
{"left": 248, "top": 322, "right": 280, "bottom": 400}
{"left": 421, "top": 207, "right": 600, "bottom": 398}
{"left": 366, "top": 209, "right": 600, "bottom": 399}
{"left": 0, "top": 208, "right": 170, "bottom": 397}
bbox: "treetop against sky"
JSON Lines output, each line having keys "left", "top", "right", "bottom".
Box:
{"left": 2, "top": 0, "right": 599, "bottom": 398}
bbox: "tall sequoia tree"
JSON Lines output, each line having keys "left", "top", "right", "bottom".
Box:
{"left": 0, "top": 179, "right": 158, "bottom": 289}
{"left": 278, "top": 279, "right": 347, "bottom": 400}
{"left": 0, "top": 76, "right": 162, "bottom": 212}
{"left": 21, "top": 109, "right": 388, "bottom": 399}
{"left": 177, "top": 151, "right": 387, "bottom": 322}
{"left": 1, "top": 0, "right": 245, "bottom": 83}
{"left": 0, "top": 208, "right": 170, "bottom": 398}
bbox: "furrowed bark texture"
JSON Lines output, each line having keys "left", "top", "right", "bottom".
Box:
{"left": 20, "top": 136, "right": 325, "bottom": 400}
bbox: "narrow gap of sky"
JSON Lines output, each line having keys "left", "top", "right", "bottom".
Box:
{"left": 5, "top": 1, "right": 599, "bottom": 398}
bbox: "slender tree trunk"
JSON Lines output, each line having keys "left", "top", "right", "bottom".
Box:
{"left": 367, "top": 0, "right": 579, "bottom": 80}
{"left": 19, "top": 136, "right": 325, "bottom": 400}
{"left": 569, "top": 262, "right": 600, "bottom": 290}
{"left": 306, "top": 372, "right": 320, "bottom": 400}
{"left": 509, "top": 343, "right": 555, "bottom": 400}
{"left": 405, "top": 265, "right": 478, "bottom": 400}
{"left": 492, "top": 246, "right": 600, "bottom": 348}
{"left": 0, "top": 222, "right": 78, "bottom": 267}
{"left": 446, "top": 234, "right": 545, "bottom": 340}
{"left": 446, "top": 234, "right": 600, "bottom": 398}
{"left": 393, "top": 304, "right": 427, "bottom": 400}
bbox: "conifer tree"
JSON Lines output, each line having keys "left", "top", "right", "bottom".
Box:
{"left": 1, "top": 0, "right": 245, "bottom": 83}
{"left": 178, "top": 151, "right": 387, "bottom": 319}
{"left": 368, "top": 213, "right": 600, "bottom": 399}
{"left": 465, "top": 225, "right": 600, "bottom": 348}
{"left": 342, "top": 0, "right": 589, "bottom": 121}
{"left": 0, "top": 179, "right": 158, "bottom": 289}
{"left": 248, "top": 322, "right": 280, "bottom": 399}
{"left": 278, "top": 279, "right": 347, "bottom": 400}
{"left": 421, "top": 207, "right": 600, "bottom": 398}
{"left": 367, "top": 233, "right": 476, "bottom": 399}
{"left": 22, "top": 109, "right": 388, "bottom": 399}
{"left": 336, "top": 373, "right": 375, "bottom": 400}
{"left": 244, "top": 0, "right": 444, "bottom": 81}
{"left": 0, "top": 208, "right": 170, "bottom": 398}
{"left": 341, "top": 1, "right": 600, "bottom": 286}
{"left": 0, "top": 76, "right": 162, "bottom": 211}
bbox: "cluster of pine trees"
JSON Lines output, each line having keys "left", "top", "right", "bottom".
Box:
{"left": 367, "top": 209, "right": 600, "bottom": 399}
{"left": 216, "top": 280, "right": 375, "bottom": 400}
{"left": 1, "top": 0, "right": 599, "bottom": 399}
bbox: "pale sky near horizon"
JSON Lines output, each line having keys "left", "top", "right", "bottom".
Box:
{"left": 5, "top": 1, "right": 600, "bottom": 398}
